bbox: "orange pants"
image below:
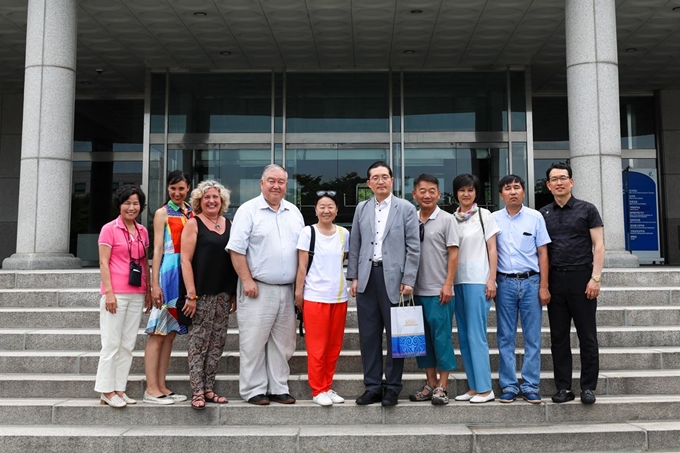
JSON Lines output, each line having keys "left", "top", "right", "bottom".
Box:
{"left": 303, "top": 300, "right": 347, "bottom": 396}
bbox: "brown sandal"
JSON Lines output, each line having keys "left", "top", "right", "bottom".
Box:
{"left": 204, "top": 390, "right": 228, "bottom": 404}
{"left": 409, "top": 384, "right": 433, "bottom": 401}
{"left": 191, "top": 393, "right": 205, "bottom": 410}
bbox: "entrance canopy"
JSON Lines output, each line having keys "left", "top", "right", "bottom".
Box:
{"left": 1, "top": 0, "right": 680, "bottom": 95}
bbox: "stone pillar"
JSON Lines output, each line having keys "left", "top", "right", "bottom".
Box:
{"left": 565, "top": 0, "right": 638, "bottom": 268}
{"left": 2, "top": 0, "right": 81, "bottom": 269}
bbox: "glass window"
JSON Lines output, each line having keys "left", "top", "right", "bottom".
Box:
{"left": 510, "top": 71, "right": 526, "bottom": 131}
{"left": 150, "top": 73, "right": 166, "bottom": 134}
{"left": 286, "top": 73, "right": 390, "bottom": 133}
{"left": 392, "top": 72, "right": 401, "bottom": 133}
{"left": 71, "top": 99, "right": 144, "bottom": 263}
{"left": 285, "top": 146, "right": 389, "bottom": 226}
{"left": 168, "top": 73, "right": 272, "bottom": 134}
{"left": 404, "top": 146, "right": 509, "bottom": 212}
{"left": 620, "top": 97, "right": 655, "bottom": 149}
{"left": 511, "top": 142, "right": 528, "bottom": 187}
{"left": 70, "top": 160, "right": 143, "bottom": 261}
{"left": 533, "top": 158, "right": 570, "bottom": 209}
{"left": 533, "top": 97, "right": 569, "bottom": 150}
{"left": 275, "top": 72, "right": 283, "bottom": 133}
{"left": 166, "top": 147, "right": 271, "bottom": 218}
{"left": 403, "top": 72, "right": 507, "bottom": 132}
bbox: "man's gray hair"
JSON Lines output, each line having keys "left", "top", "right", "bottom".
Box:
{"left": 261, "top": 164, "right": 288, "bottom": 180}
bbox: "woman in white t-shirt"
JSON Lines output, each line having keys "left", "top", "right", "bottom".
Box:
{"left": 451, "top": 174, "right": 500, "bottom": 404}
{"left": 295, "top": 190, "right": 350, "bottom": 407}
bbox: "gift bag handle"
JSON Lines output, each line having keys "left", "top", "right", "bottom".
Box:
{"left": 398, "top": 292, "right": 415, "bottom": 307}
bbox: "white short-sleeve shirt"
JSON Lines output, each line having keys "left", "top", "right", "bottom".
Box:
{"left": 454, "top": 208, "right": 501, "bottom": 285}
{"left": 297, "top": 225, "right": 350, "bottom": 303}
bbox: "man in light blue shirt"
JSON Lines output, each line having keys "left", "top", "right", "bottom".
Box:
{"left": 492, "top": 175, "right": 551, "bottom": 404}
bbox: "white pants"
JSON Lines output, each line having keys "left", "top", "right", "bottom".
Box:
{"left": 238, "top": 280, "right": 297, "bottom": 401}
{"left": 94, "top": 293, "right": 145, "bottom": 393}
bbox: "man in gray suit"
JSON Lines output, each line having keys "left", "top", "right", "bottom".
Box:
{"left": 347, "top": 161, "right": 420, "bottom": 406}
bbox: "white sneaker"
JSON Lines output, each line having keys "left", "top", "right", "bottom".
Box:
{"left": 143, "top": 391, "right": 175, "bottom": 405}
{"left": 312, "top": 392, "right": 333, "bottom": 406}
{"left": 326, "top": 389, "right": 345, "bottom": 404}
{"left": 100, "top": 394, "right": 126, "bottom": 408}
{"left": 120, "top": 393, "right": 137, "bottom": 404}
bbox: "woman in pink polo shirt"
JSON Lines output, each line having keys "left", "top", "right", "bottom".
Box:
{"left": 94, "top": 185, "right": 152, "bottom": 408}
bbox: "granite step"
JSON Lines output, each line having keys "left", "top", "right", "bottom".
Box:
{"left": 0, "top": 421, "right": 677, "bottom": 452}
{"left": 0, "top": 370, "right": 679, "bottom": 400}
{"left": 1, "top": 287, "right": 680, "bottom": 308}
{"left": 2, "top": 325, "right": 680, "bottom": 351}
{"left": 1, "top": 395, "right": 680, "bottom": 426}
{"left": 4, "top": 305, "right": 680, "bottom": 329}
{"left": 0, "top": 270, "right": 101, "bottom": 289}
{"left": 1, "top": 346, "right": 678, "bottom": 375}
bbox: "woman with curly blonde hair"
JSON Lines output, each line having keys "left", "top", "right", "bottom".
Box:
{"left": 180, "top": 180, "right": 238, "bottom": 410}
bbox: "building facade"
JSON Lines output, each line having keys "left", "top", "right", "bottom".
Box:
{"left": 1, "top": 0, "right": 678, "bottom": 267}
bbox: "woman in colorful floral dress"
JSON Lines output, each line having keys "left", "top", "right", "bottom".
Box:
{"left": 143, "top": 170, "right": 193, "bottom": 405}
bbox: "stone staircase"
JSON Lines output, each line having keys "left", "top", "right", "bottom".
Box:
{"left": 0, "top": 268, "right": 680, "bottom": 452}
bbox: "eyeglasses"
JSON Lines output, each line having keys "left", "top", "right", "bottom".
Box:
{"left": 316, "top": 190, "right": 337, "bottom": 197}
{"left": 549, "top": 176, "right": 570, "bottom": 183}
{"left": 419, "top": 222, "right": 425, "bottom": 242}
{"left": 370, "top": 175, "right": 392, "bottom": 183}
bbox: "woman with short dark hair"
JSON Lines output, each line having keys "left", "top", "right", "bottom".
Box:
{"left": 294, "top": 190, "right": 350, "bottom": 406}
{"left": 451, "top": 174, "right": 500, "bottom": 404}
{"left": 95, "top": 185, "right": 151, "bottom": 408}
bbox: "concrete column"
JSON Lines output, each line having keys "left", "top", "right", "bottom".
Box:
{"left": 565, "top": 0, "right": 638, "bottom": 268}
{"left": 2, "top": 0, "right": 81, "bottom": 269}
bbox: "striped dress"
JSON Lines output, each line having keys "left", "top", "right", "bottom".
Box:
{"left": 145, "top": 202, "right": 193, "bottom": 335}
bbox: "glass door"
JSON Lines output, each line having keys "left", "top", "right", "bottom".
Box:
{"left": 164, "top": 144, "right": 271, "bottom": 218}
{"left": 285, "top": 144, "right": 390, "bottom": 226}
{"left": 403, "top": 143, "right": 509, "bottom": 213}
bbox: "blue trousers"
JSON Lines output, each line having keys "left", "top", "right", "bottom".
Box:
{"left": 454, "top": 284, "right": 492, "bottom": 393}
{"left": 496, "top": 274, "right": 542, "bottom": 395}
{"left": 414, "top": 295, "right": 456, "bottom": 371}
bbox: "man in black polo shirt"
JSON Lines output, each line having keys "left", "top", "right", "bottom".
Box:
{"left": 540, "top": 163, "right": 605, "bottom": 405}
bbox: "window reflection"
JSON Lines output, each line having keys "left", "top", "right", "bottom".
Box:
{"left": 71, "top": 100, "right": 144, "bottom": 264}
{"left": 166, "top": 148, "right": 271, "bottom": 218}
{"left": 286, "top": 73, "right": 390, "bottom": 133}
{"left": 403, "top": 72, "right": 507, "bottom": 132}
{"left": 285, "top": 147, "right": 389, "bottom": 226}
{"left": 168, "top": 73, "right": 272, "bottom": 134}
{"left": 404, "top": 147, "right": 508, "bottom": 212}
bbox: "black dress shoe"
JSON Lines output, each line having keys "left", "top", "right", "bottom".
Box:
{"left": 247, "top": 394, "right": 270, "bottom": 405}
{"left": 552, "top": 389, "right": 575, "bottom": 403}
{"left": 267, "top": 393, "right": 296, "bottom": 404}
{"left": 355, "top": 390, "right": 382, "bottom": 405}
{"left": 581, "top": 390, "right": 596, "bottom": 405}
{"left": 382, "top": 389, "right": 399, "bottom": 407}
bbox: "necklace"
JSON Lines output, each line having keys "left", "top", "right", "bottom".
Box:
{"left": 204, "top": 214, "right": 221, "bottom": 230}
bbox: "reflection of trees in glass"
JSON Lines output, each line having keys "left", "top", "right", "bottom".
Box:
{"left": 293, "top": 172, "right": 366, "bottom": 226}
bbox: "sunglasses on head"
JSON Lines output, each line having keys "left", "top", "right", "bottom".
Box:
{"left": 316, "top": 190, "right": 337, "bottom": 197}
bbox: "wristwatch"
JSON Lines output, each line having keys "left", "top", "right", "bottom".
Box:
{"left": 591, "top": 275, "right": 601, "bottom": 283}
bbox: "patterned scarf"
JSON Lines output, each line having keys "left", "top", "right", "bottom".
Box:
{"left": 454, "top": 203, "right": 479, "bottom": 222}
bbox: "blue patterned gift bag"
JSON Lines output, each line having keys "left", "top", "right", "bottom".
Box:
{"left": 390, "top": 295, "right": 426, "bottom": 358}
